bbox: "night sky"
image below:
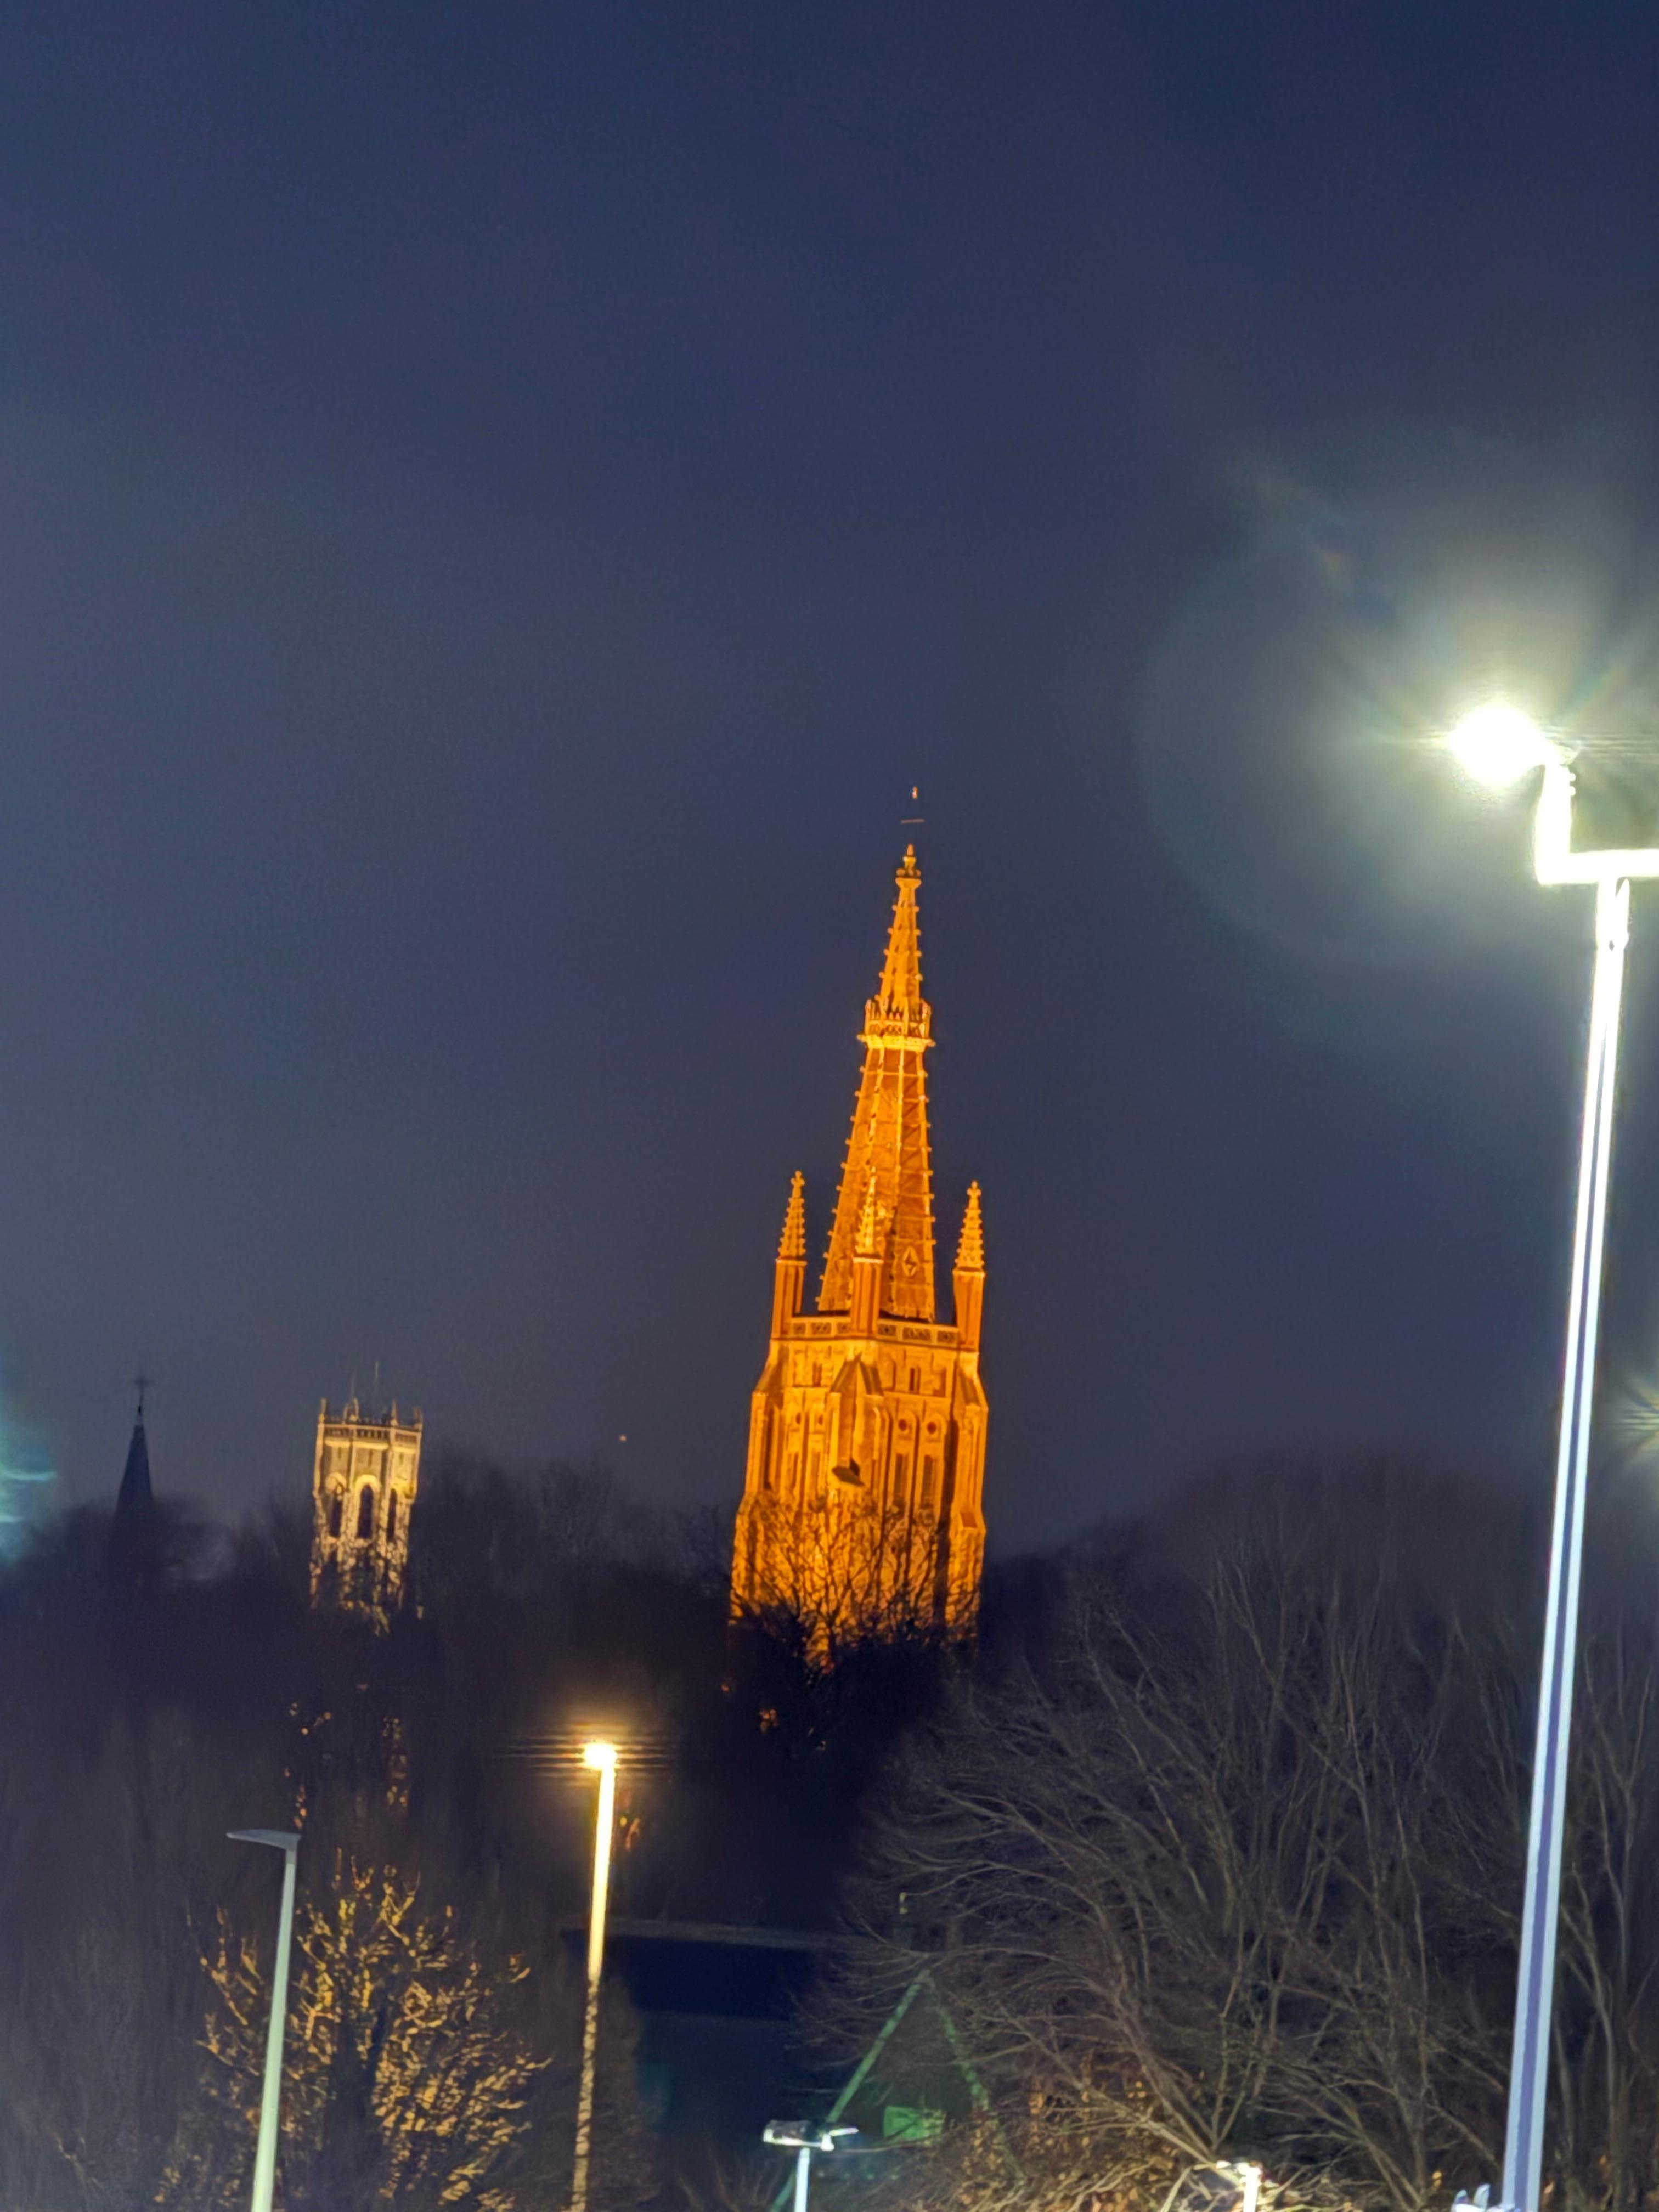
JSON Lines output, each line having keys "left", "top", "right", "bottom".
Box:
{"left": 5, "top": 4, "right": 1659, "bottom": 1544}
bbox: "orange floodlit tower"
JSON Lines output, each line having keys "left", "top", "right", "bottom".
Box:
{"left": 731, "top": 847, "right": 988, "bottom": 1646}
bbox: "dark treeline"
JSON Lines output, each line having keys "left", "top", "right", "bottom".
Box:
{"left": 5, "top": 1452, "right": 1656, "bottom": 2212}
{"left": 0, "top": 1454, "right": 944, "bottom": 2212}
{"left": 822, "top": 1458, "right": 1659, "bottom": 2212}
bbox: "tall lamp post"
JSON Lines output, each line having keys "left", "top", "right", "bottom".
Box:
{"left": 569, "top": 1740, "right": 618, "bottom": 2212}
{"left": 228, "top": 1828, "right": 301, "bottom": 2212}
{"left": 1442, "top": 702, "right": 1659, "bottom": 2212}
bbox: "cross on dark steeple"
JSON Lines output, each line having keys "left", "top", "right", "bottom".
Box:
{"left": 116, "top": 1377, "right": 153, "bottom": 1519}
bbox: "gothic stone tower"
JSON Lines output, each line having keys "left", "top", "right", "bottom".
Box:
{"left": 731, "top": 846, "right": 988, "bottom": 1645}
{"left": 309, "top": 1396, "right": 423, "bottom": 1625}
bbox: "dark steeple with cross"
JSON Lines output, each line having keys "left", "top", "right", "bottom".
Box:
{"left": 115, "top": 1374, "right": 153, "bottom": 1520}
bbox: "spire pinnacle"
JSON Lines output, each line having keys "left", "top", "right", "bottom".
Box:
{"left": 778, "top": 1171, "right": 806, "bottom": 1261}
{"left": 820, "top": 849, "right": 936, "bottom": 1319}
{"left": 955, "top": 1182, "right": 984, "bottom": 1273}
{"left": 871, "top": 846, "right": 926, "bottom": 1030}
{"left": 116, "top": 1404, "right": 153, "bottom": 1517}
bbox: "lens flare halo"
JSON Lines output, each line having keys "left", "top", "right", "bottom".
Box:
{"left": 1445, "top": 699, "right": 1557, "bottom": 791}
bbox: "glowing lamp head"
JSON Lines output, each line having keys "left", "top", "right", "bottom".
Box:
{"left": 582, "top": 1740, "right": 618, "bottom": 1772}
{"left": 1445, "top": 701, "right": 1557, "bottom": 791}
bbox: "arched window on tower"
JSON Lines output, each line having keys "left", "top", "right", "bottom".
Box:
{"left": 386, "top": 1493, "right": 399, "bottom": 1541}
{"left": 357, "top": 1487, "right": 375, "bottom": 1540}
{"left": 921, "top": 1457, "right": 938, "bottom": 1513}
{"left": 328, "top": 1494, "right": 342, "bottom": 1538}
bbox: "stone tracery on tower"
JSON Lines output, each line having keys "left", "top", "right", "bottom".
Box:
{"left": 731, "top": 847, "right": 989, "bottom": 1646}
{"left": 309, "top": 1395, "right": 423, "bottom": 1627}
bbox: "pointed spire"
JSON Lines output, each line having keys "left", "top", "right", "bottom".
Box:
{"left": 955, "top": 1182, "right": 984, "bottom": 1272}
{"left": 116, "top": 1406, "right": 152, "bottom": 1519}
{"left": 873, "top": 845, "right": 924, "bottom": 1020}
{"left": 952, "top": 1183, "right": 986, "bottom": 1356}
{"left": 771, "top": 1171, "right": 808, "bottom": 1337}
{"left": 820, "top": 849, "right": 936, "bottom": 1319}
{"left": 778, "top": 1171, "right": 806, "bottom": 1261}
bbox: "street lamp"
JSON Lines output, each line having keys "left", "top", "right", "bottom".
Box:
{"left": 1444, "top": 701, "right": 1559, "bottom": 793}
{"left": 568, "top": 1741, "right": 618, "bottom": 2212}
{"left": 1442, "top": 701, "right": 1659, "bottom": 2212}
{"left": 228, "top": 1829, "right": 301, "bottom": 2212}
{"left": 763, "top": 2122, "right": 859, "bottom": 2212}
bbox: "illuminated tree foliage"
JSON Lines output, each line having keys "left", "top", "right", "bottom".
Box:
{"left": 735, "top": 1494, "right": 966, "bottom": 1666}
{"left": 165, "top": 1857, "right": 547, "bottom": 2212}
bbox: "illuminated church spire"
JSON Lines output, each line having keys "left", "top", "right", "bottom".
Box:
{"left": 819, "top": 846, "right": 935, "bottom": 1320}
{"left": 731, "top": 845, "right": 990, "bottom": 1647}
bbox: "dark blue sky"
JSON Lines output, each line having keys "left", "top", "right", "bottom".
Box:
{"left": 4, "top": 3, "right": 1659, "bottom": 1542}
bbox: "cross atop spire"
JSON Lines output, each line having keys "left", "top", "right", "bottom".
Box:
{"left": 820, "top": 848, "right": 936, "bottom": 1318}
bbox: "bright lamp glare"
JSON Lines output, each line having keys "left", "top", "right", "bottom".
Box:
{"left": 582, "top": 1740, "right": 618, "bottom": 1771}
{"left": 1445, "top": 701, "right": 1555, "bottom": 791}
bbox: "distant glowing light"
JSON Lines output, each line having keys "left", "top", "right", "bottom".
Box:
{"left": 1612, "top": 1378, "right": 1659, "bottom": 1460}
{"left": 582, "top": 1740, "right": 618, "bottom": 1771}
{"left": 0, "top": 1380, "right": 56, "bottom": 1555}
{"left": 1445, "top": 701, "right": 1558, "bottom": 791}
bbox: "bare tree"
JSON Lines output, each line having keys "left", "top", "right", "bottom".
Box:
{"left": 1549, "top": 1618, "right": 1659, "bottom": 2212}
{"left": 831, "top": 1545, "right": 1520, "bottom": 2212}
{"left": 0, "top": 1709, "right": 244, "bottom": 2212}
{"left": 735, "top": 1492, "right": 965, "bottom": 1669}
